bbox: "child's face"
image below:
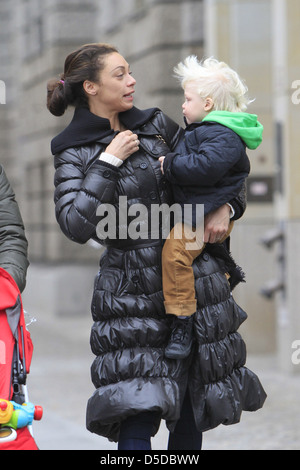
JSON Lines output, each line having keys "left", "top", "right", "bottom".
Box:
{"left": 182, "top": 83, "right": 212, "bottom": 124}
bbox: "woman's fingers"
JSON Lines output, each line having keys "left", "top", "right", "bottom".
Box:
{"left": 106, "top": 131, "right": 140, "bottom": 160}
{"left": 203, "top": 205, "right": 230, "bottom": 243}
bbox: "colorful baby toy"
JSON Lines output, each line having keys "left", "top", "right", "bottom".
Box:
{"left": 0, "top": 399, "right": 43, "bottom": 443}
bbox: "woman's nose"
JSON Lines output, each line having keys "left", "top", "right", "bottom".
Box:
{"left": 129, "top": 74, "right": 136, "bottom": 86}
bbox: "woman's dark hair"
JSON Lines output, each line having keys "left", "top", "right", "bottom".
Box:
{"left": 47, "top": 43, "right": 118, "bottom": 116}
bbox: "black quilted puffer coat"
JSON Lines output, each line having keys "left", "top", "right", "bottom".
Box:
{"left": 51, "top": 106, "right": 266, "bottom": 442}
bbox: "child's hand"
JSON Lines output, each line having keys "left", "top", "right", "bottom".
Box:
{"left": 159, "top": 156, "right": 165, "bottom": 174}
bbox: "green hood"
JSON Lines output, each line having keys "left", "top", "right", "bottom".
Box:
{"left": 202, "top": 111, "right": 263, "bottom": 150}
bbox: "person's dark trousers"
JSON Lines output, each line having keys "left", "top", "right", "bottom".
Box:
{"left": 118, "top": 411, "right": 156, "bottom": 450}
{"left": 168, "top": 391, "right": 202, "bottom": 450}
{"left": 117, "top": 392, "right": 202, "bottom": 450}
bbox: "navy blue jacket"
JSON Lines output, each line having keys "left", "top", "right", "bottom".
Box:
{"left": 163, "top": 121, "right": 250, "bottom": 222}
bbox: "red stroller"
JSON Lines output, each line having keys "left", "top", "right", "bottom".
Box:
{"left": 0, "top": 267, "right": 42, "bottom": 450}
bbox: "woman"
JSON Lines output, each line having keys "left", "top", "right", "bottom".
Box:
{"left": 47, "top": 43, "right": 266, "bottom": 450}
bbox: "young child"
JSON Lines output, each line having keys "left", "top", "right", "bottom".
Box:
{"left": 160, "top": 56, "right": 263, "bottom": 359}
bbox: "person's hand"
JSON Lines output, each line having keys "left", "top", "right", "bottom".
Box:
{"left": 105, "top": 130, "right": 139, "bottom": 161}
{"left": 159, "top": 156, "right": 165, "bottom": 173}
{"left": 204, "top": 204, "right": 230, "bottom": 243}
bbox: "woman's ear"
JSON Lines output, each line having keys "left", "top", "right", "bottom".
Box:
{"left": 204, "top": 97, "right": 214, "bottom": 112}
{"left": 83, "top": 80, "right": 98, "bottom": 96}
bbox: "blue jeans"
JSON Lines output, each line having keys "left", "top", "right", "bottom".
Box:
{"left": 118, "top": 391, "right": 202, "bottom": 451}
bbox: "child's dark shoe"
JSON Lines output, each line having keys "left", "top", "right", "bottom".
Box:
{"left": 165, "top": 316, "right": 194, "bottom": 359}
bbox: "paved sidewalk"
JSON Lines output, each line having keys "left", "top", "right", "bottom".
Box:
{"left": 24, "top": 309, "right": 300, "bottom": 451}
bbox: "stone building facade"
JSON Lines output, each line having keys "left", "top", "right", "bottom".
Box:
{"left": 204, "top": 0, "right": 300, "bottom": 372}
{"left": 0, "top": 0, "right": 299, "bottom": 368}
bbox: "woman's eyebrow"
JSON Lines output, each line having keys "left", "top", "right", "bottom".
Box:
{"left": 111, "top": 64, "right": 130, "bottom": 73}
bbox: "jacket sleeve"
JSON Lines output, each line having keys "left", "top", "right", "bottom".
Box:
{"left": 0, "top": 166, "right": 29, "bottom": 292}
{"left": 229, "top": 182, "right": 247, "bottom": 221}
{"left": 163, "top": 127, "right": 246, "bottom": 187}
{"left": 54, "top": 147, "right": 119, "bottom": 244}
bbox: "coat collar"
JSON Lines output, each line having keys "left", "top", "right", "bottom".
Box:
{"left": 51, "top": 106, "right": 160, "bottom": 154}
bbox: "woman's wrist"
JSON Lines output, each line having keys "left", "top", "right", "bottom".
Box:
{"left": 226, "top": 203, "right": 235, "bottom": 219}
{"left": 99, "top": 152, "right": 123, "bottom": 167}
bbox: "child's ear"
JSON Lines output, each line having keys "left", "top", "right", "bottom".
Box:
{"left": 204, "top": 98, "right": 214, "bottom": 112}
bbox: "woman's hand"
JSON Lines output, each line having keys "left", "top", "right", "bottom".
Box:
{"left": 105, "top": 130, "right": 140, "bottom": 161}
{"left": 204, "top": 204, "right": 231, "bottom": 243}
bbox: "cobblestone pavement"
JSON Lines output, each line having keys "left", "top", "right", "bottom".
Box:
{"left": 25, "top": 310, "right": 300, "bottom": 451}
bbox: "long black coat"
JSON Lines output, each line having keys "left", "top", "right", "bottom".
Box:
{"left": 52, "top": 106, "right": 266, "bottom": 442}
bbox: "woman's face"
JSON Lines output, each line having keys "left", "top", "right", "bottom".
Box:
{"left": 94, "top": 52, "right": 136, "bottom": 114}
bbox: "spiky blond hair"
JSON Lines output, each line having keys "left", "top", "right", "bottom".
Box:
{"left": 174, "top": 56, "right": 253, "bottom": 112}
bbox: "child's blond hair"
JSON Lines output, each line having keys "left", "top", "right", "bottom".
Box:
{"left": 174, "top": 56, "right": 252, "bottom": 112}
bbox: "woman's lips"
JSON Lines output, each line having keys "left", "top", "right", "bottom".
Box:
{"left": 124, "top": 91, "right": 135, "bottom": 100}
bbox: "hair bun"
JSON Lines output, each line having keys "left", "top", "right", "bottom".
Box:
{"left": 47, "top": 78, "right": 67, "bottom": 116}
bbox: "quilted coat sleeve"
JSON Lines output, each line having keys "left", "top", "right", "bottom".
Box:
{"left": 54, "top": 147, "right": 119, "bottom": 244}
{"left": 0, "top": 165, "right": 29, "bottom": 292}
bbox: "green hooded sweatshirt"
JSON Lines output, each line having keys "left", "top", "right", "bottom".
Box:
{"left": 202, "top": 110, "right": 263, "bottom": 150}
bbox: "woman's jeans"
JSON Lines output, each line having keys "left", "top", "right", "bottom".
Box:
{"left": 118, "top": 391, "right": 202, "bottom": 451}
